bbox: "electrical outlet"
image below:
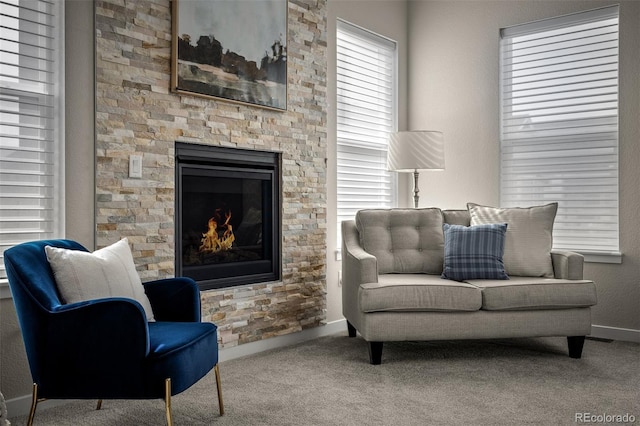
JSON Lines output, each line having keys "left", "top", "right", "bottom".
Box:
{"left": 129, "top": 155, "right": 142, "bottom": 178}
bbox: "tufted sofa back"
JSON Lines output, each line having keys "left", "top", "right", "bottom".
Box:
{"left": 355, "top": 209, "right": 444, "bottom": 275}
{"left": 355, "top": 208, "right": 472, "bottom": 275}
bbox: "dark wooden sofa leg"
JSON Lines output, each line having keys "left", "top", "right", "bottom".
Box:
{"left": 347, "top": 321, "right": 357, "bottom": 338}
{"left": 368, "top": 342, "right": 383, "bottom": 365}
{"left": 567, "top": 336, "right": 586, "bottom": 359}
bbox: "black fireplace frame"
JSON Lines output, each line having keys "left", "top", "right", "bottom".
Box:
{"left": 175, "top": 142, "right": 281, "bottom": 291}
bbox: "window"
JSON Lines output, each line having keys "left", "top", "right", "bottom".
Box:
{"left": 500, "top": 6, "right": 620, "bottom": 260}
{"left": 0, "top": 0, "right": 65, "bottom": 290}
{"left": 336, "top": 20, "right": 397, "bottom": 246}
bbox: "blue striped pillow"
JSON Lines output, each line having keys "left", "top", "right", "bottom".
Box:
{"left": 441, "top": 223, "right": 509, "bottom": 281}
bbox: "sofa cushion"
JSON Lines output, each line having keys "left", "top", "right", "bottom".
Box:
{"left": 443, "top": 209, "right": 471, "bottom": 226}
{"left": 359, "top": 274, "right": 482, "bottom": 312}
{"left": 468, "top": 202, "right": 557, "bottom": 277}
{"left": 442, "top": 223, "right": 509, "bottom": 281}
{"left": 467, "top": 277, "right": 597, "bottom": 311}
{"left": 356, "top": 208, "right": 444, "bottom": 274}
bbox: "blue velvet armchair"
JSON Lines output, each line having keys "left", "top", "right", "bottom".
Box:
{"left": 4, "top": 240, "right": 223, "bottom": 425}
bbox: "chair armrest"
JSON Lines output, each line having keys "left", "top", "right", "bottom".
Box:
{"left": 551, "top": 250, "right": 585, "bottom": 280}
{"left": 143, "top": 277, "right": 201, "bottom": 322}
{"left": 342, "top": 220, "right": 378, "bottom": 287}
{"left": 42, "top": 298, "right": 150, "bottom": 394}
{"left": 52, "top": 298, "right": 149, "bottom": 354}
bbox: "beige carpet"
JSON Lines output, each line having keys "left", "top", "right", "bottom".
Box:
{"left": 10, "top": 333, "right": 640, "bottom": 425}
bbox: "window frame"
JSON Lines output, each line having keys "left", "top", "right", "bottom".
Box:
{"left": 0, "top": 0, "right": 66, "bottom": 298}
{"left": 335, "top": 19, "right": 398, "bottom": 251}
{"left": 499, "top": 6, "right": 621, "bottom": 263}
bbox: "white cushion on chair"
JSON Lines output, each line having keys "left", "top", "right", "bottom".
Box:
{"left": 45, "top": 238, "right": 155, "bottom": 321}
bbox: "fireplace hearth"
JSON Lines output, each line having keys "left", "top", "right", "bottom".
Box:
{"left": 175, "top": 143, "right": 281, "bottom": 290}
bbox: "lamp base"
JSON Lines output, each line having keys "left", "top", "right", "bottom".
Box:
{"left": 413, "top": 170, "right": 420, "bottom": 208}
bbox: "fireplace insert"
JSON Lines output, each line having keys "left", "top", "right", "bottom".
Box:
{"left": 175, "top": 143, "right": 281, "bottom": 290}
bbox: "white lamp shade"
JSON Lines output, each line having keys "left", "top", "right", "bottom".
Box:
{"left": 387, "top": 131, "right": 445, "bottom": 172}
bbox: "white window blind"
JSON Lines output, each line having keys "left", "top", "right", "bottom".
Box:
{"left": 0, "top": 0, "right": 65, "bottom": 287}
{"left": 336, "top": 20, "right": 396, "bottom": 244}
{"left": 500, "top": 6, "right": 619, "bottom": 256}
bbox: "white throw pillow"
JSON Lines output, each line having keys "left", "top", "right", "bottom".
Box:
{"left": 45, "top": 238, "right": 155, "bottom": 321}
{"left": 467, "top": 202, "right": 558, "bottom": 278}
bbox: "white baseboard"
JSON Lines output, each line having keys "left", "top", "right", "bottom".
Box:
{"left": 590, "top": 324, "right": 640, "bottom": 343}
{"left": 5, "top": 319, "right": 348, "bottom": 419}
{"left": 219, "top": 318, "right": 347, "bottom": 362}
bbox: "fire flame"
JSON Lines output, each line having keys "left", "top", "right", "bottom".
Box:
{"left": 199, "top": 209, "right": 235, "bottom": 253}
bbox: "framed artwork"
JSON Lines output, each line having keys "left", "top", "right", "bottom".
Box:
{"left": 171, "top": 0, "right": 288, "bottom": 111}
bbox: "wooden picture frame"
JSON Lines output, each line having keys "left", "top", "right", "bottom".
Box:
{"left": 171, "top": 0, "right": 287, "bottom": 110}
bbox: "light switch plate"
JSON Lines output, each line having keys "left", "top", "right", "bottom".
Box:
{"left": 129, "top": 155, "right": 142, "bottom": 178}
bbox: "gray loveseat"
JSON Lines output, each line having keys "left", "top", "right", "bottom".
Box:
{"left": 341, "top": 206, "right": 597, "bottom": 364}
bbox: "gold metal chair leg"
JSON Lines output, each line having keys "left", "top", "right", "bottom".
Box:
{"left": 27, "top": 383, "right": 39, "bottom": 426}
{"left": 214, "top": 364, "right": 224, "bottom": 416}
{"left": 164, "top": 378, "right": 173, "bottom": 426}
{"left": 96, "top": 399, "right": 103, "bottom": 410}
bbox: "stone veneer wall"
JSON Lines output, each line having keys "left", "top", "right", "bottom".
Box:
{"left": 95, "top": 0, "right": 327, "bottom": 347}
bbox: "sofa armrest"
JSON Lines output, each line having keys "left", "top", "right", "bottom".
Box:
{"left": 342, "top": 220, "right": 378, "bottom": 287}
{"left": 551, "top": 250, "right": 585, "bottom": 280}
{"left": 342, "top": 220, "right": 378, "bottom": 326}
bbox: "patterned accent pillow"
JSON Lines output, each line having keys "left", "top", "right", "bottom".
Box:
{"left": 441, "top": 223, "right": 509, "bottom": 282}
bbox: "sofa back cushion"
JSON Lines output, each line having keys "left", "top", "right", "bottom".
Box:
{"left": 468, "top": 202, "right": 557, "bottom": 277}
{"left": 443, "top": 209, "right": 471, "bottom": 226}
{"left": 356, "top": 208, "right": 444, "bottom": 274}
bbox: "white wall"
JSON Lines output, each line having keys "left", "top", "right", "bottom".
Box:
{"left": 408, "top": 1, "right": 501, "bottom": 208}
{"left": 326, "top": 0, "right": 410, "bottom": 323}
{"left": 65, "top": 0, "right": 96, "bottom": 250}
{"left": 407, "top": 0, "right": 640, "bottom": 336}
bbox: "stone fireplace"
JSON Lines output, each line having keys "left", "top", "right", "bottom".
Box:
{"left": 95, "top": 0, "right": 327, "bottom": 348}
{"left": 175, "top": 143, "right": 281, "bottom": 290}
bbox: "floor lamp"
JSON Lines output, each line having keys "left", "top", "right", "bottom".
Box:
{"left": 388, "top": 131, "right": 445, "bottom": 208}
